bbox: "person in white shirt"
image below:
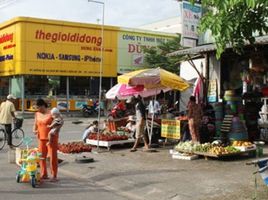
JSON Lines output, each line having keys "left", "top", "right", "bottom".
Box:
{"left": 148, "top": 99, "right": 161, "bottom": 118}
{"left": 0, "top": 94, "right": 16, "bottom": 148}
{"left": 82, "top": 120, "right": 98, "bottom": 143}
{"left": 124, "top": 115, "right": 136, "bottom": 139}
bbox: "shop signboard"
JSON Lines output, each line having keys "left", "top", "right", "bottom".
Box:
{"left": 117, "top": 30, "right": 175, "bottom": 74}
{"left": 0, "top": 17, "right": 176, "bottom": 77}
{"left": 161, "top": 119, "right": 180, "bottom": 139}
{"left": 0, "top": 22, "right": 20, "bottom": 76}
{"left": 181, "top": 1, "right": 202, "bottom": 47}
{"left": 207, "top": 79, "right": 217, "bottom": 103}
{"left": 0, "top": 17, "right": 118, "bottom": 77}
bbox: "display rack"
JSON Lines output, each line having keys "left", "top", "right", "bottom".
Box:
{"left": 86, "top": 139, "right": 135, "bottom": 150}
{"left": 175, "top": 147, "right": 256, "bottom": 160}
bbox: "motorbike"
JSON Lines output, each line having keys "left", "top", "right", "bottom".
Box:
{"left": 81, "top": 104, "right": 98, "bottom": 117}
{"left": 82, "top": 104, "right": 105, "bottom": 117}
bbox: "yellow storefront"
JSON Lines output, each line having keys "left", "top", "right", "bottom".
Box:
{"left": 0, "top": 17, "right": 175, "bottom": 111}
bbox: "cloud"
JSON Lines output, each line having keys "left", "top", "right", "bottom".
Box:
{"left": 0, "top": 0, "right": 180, "bottom": 27}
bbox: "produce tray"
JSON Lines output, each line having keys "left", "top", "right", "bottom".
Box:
{"left": 193, "top": 151, "right": 244, "bottom": 158}
{"left": 174, "top": 149, "right": 194, "bottom": 154}
{"left": 172, "top": 153, "right": 199, "bottom": 160}
{"left": 176, "top": 149, "right": 256, "bottom": 158}
{"left": 86, "top": 139, "right": 135, "bottom": 150}
{"left": 233, "top": 145, "right": 256, "bottom": 152}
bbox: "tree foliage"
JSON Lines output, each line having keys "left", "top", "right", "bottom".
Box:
{"left": 198, "top": 0, "right": 268, "bottom": 58}
{"left": 143, "top": 34, "right": 184, "bottom": 74}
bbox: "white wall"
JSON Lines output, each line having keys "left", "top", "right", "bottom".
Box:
{"left": 180, "top": 59, "right": 204, "bottom": 81}
{"left": 179, "top": 58, "right": 205, "bottom": 111}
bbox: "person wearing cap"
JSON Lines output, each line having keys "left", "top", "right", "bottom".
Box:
{"left": 0, "top": 94, "right": 16, "bottom": 148}
{"left": 47, "top": 107, "right": 64, "bottom": 146}
{"left": 124, "top": 115, "right": 136, "bottom": 139}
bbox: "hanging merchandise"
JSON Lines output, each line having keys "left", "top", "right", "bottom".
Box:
{"left": 193, "top": 76, "right": 204, "bottom": 103}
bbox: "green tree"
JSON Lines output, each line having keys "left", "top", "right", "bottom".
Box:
{"left": 143, "top": 34, "right": 184, "bottom": 74}
{"left": 198, "top": 0, "right": 268, "bottom": 58}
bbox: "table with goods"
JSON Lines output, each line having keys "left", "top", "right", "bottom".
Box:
{"left": 86, "top": 130, "right": 135, "bottom": 150}
{"left": 171, "top": 140, "right": 256, "bottom": 160}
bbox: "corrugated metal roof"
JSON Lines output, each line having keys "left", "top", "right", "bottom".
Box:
{"left": 168, "top": 35, "right": 268, "bottom": 56}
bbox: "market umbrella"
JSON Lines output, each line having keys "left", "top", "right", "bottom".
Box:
{"left": 118, "top": 67, "right": 190, "bottom": 91}
{"left": 118, "top": 67, "right": 190, "bottom": 145}
{"left": 105, "top": 84, "right": 143, "bottom": 100}
{"left": 105, "top": 83, "right": 170, "bottom": 100}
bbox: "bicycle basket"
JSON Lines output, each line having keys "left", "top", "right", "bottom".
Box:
{"left": 14, "top": 118, "right": 23, "bottom": 129}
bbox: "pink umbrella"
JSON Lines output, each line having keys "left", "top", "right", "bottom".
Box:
{"left": 119, "top": 84, "right": 144, "bottom": 96}
{"left": 105, "top": 83, "right": 170, "bottom": 99}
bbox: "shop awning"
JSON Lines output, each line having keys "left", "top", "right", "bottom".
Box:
{"left": 168, "top": 35, "right": 268, "bottom": 56}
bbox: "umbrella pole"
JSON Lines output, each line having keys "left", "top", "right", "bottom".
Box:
{"left": 149, "top": 94, "right": 156, "bottom": 146}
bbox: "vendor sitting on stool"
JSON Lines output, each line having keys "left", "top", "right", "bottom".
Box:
{"left": 124, "top": 115, "right": 136, "bottom": 139}
{"left": 82, "top": 120, "right": 98, "bottom": 143}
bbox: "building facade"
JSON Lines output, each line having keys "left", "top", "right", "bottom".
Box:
{"left": 0, "top": 17, "right": 175, "bottom": 111}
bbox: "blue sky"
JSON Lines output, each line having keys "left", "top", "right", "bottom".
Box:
{"left": 0, "top": 0, "right": 181, "bottom": 28}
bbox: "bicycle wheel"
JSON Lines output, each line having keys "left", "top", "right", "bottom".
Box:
{"left": 0, "top": 129, "right": 6, "bottom": 150}
{"left": 12, "top": 128, "right": 24, "bottom": 147}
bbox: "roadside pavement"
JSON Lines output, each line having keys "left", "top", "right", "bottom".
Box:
{"left": 0, "top": 148, "right": 134, "bottom": 200}
{"left": 57, "top": 146, "right": 268, "bottom": 200}
{"left": 2, "top": 117, "right": 268, "bottom": 200}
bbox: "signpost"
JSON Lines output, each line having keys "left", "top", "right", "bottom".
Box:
{"left": 207, "top": 79, "right": 218, "bottom": 103}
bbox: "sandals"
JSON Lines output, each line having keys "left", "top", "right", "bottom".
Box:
{"left": 130, "top": 148, "right": 137, "bottom": 152}
{"left": 50, "top": 178, "right": 59, "bottom": 182}
{"left": 142, "top": 148, "right": 156, "bottom": 152}
{"left": 41, "top": 176, "right": 49, "bottom": 180}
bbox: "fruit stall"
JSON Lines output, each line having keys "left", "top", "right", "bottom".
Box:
{"left": 58, "top": 142, "right": 92, "bottom": 154}
{"left": 170, "top": 140, "right": 257, "bottom": 160}
{"left": 86, "top": 132, "right": 135, "bottom": 150}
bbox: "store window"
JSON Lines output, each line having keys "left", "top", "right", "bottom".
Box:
{"left": 24, "top": 75, "right": 115, "bottom": 98}
{"left": 0, "top": 77, "right": 9, "bottom": 97}
{"left": 25, "top": 76, "right": 49, "bottom": 97}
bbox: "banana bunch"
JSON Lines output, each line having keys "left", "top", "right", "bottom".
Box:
{"left": 209, "top": 146, "right": 229, "bottom": 155}
{"left": 232, "top": 141, "right": 253, "bottom": 147}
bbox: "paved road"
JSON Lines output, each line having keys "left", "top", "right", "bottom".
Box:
{"left": 0, "top": 117, "right": 267, "bottom": 200}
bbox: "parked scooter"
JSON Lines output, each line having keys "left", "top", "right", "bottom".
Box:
{"left": 81, "top": 104, "right": 98, "bottom": 117}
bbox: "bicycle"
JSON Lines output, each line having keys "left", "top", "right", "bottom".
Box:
{"left": 246, "top": 158, "right": 268, "bottom": 199}
{"left": 0, "top": 118, "right": 25, "bottom": 150}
